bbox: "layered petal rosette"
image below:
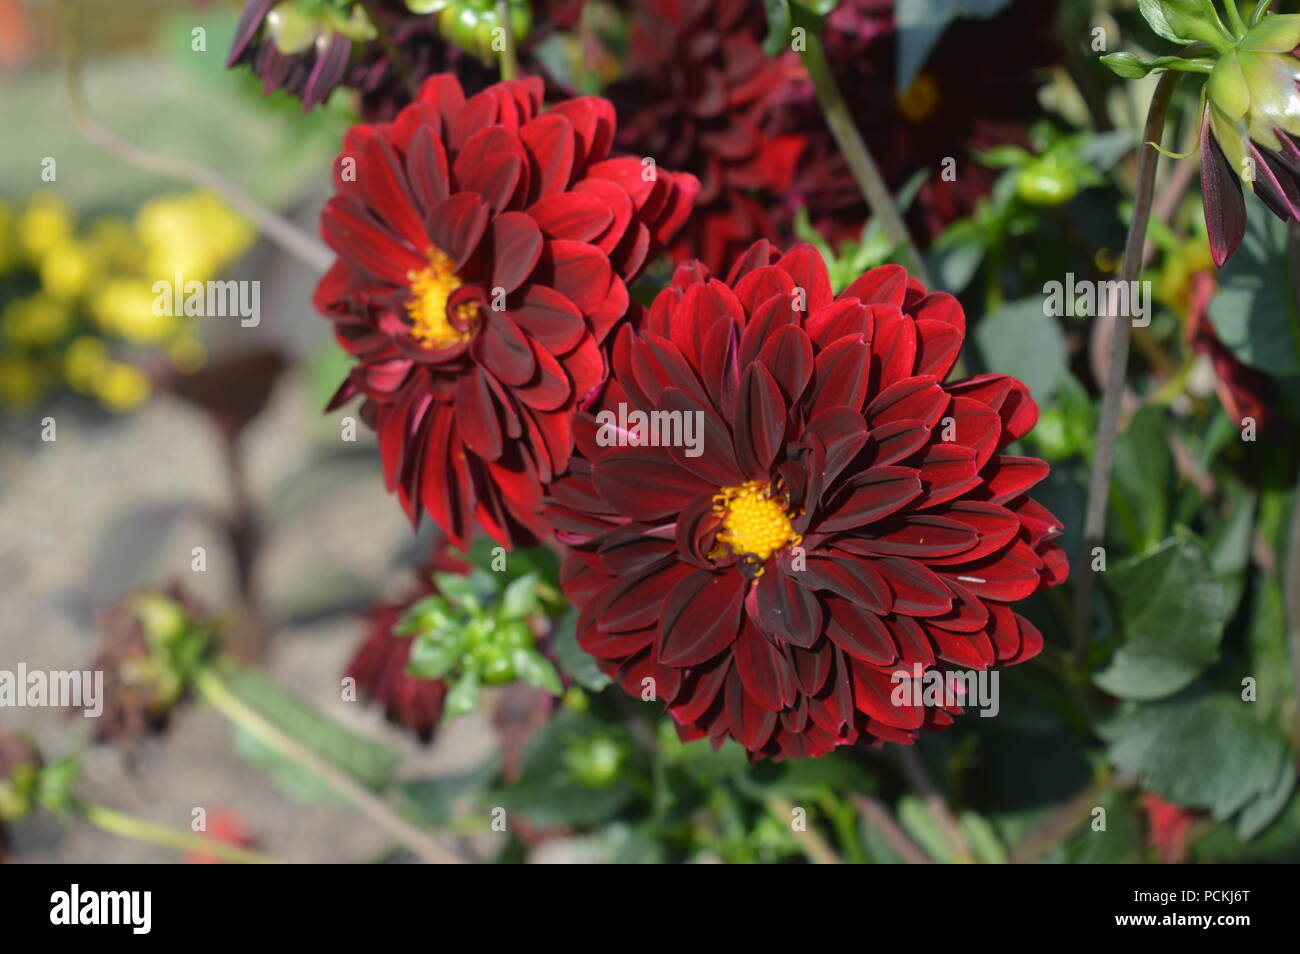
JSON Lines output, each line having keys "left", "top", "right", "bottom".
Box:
{"left": 544, "top": 243, "right": 1067, "bottom": 759}
{"left": 316, "top": 74, "right": 699, "bottom": 547}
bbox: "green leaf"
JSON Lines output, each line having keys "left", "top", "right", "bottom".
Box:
{"left": 396, "top": 758, "right": 499, "bottom": 827}
{"left": 1093, "top": 532, "right": 1226, "bottom": 700}
{"left": 1100, "top": 52, "right": 1216, "bottom": 78}
{"left": 1101, "top": 691, "right": 1291, "bottom": 821}
{"left": 511, "top": 647, "right": 564, "bottom": 696}
{"left": 551, "top": 608, "right": 612, "bottom": 691}
{"left": 960, "top": 811, "right": 1009, "bottom": 864}
{"left": 406, "top": 632, "right": 461, "bottom": 680}
{"left": 224, "top": 668, "right": 397, "bottom": 803}
{"left": 1138, "top": 0, "right": 1191, "bottom": 43}
{"left": 972, "top": 297, "right": 1068, "bottom": 404}
{"left": 499, "top": 572, "right": 540, "bottom": 621}
{"left": 1110, "top": 405, "right": 1173, "bottom": 552}
{"left": 443, "top": 669, "right": 481, "bottom": 720}
{"left": 432, "top": 570, "right": 491, "bottom": 611}
{"left": 1207, "top": 201, "right": 1300, "bottom": 375}
{"left": 734, "top": 753, "right": 875, "bottom": 800}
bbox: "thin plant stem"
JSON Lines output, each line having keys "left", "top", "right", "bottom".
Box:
{"left": 765, "top": 795, "right": 843, "bottom": 864}
{"left": 194, "top": 668, "right": 465, "bottom": 864}
{"left": 1223, "top": 0, "right": 1249, "bottom": 36}
{"left": 1008, "top": 772, "right": 1116, "bottom": 864}
{"left": 853, "top": 795, "right": 933, "bottom": 864}
{"left": 497, "top": 1, "right": 519, "bottom": 80}
{"left": 1285, "top": 221, "right": 1300, "bottom": 747}
{"left": 358, "top": 0, "right": 421, "bottom": 99}
{"left": 894, "top": 747, "right": 976, "bottom": 863}
{"left": 79, "top": 801, "right": 286, "bottom": 864}
{"left": 60, "top": 0, "right": 333, "bottom": 275}
{"left": 799, "top": 33, "right": 932, "bottom": 286}
{"left": 1071, "top": 68, "right": 1184, "bottom": 664}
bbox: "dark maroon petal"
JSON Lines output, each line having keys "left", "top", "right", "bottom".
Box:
{"left": 842, "top": 264, "right": 908, "bottom": 307}
{"left": 798, "top": 553, "right": 891, "bottom": 613}
{"left": 866, "top": 376, "right": 948, "bottom": 429}
{"left": 508, "top": 284, "right": 585, "bottom": 352}
{"left": 864, "top": 418, "right": 931, "bottom": 466}
{"left": 911, "top": 443, "right": 981, "bottom": 509}
{"left": 927, "top": 579, "right": 990, "bottom": 633}
{"left": 891, "top": 616, "right": 935, "bottom": 667}
{"left": 930, "top": 623, "right": 995, "bottom": 669}
{"left": 850, "top": 658, "right": 924, "bottom": 730}
{"left": 788, "top": 641, "right": 832, "bottom": 695}
{"left": 528, "top": 192, "right": 615, "bottom": 242}
{"left": 843, "top": 514, "right": 979, "bottom": 558}
{"left": 725, "top": 667, "right": 777, "bottom": 750}
{"left": 659, "top": 570, "right": 745, "bottom": 666}
{"left": 734, "top": 363, "right": 787, "bottom": 480}
{"left": 595, "top": 559, "right": 693, "bottom": 632}
{"left": 592, "top": 448, "right": 713, "bottom": 521}
{"left": 1200, "top": 108, "right": 1247, "bottom": 267}
{"left": 427, "top": 193, "right": 490, "bottom": 271}
{"left": 670, "top": 655, "right": 732, "bottom": 722}
{"left": 455, "top": 370, "right": 503, "bottom": 460}
{"left": 941, "top": 540, "right": 1042, "bottom": 602}
{"left": 818, "top": 466, "right": 921, "bottom": 532}
{"left": 757, "top": 325, "right": 814, "bottom": 404}
{"left": 751, "top": 569, "right": 822, "bottom": 647}
{"left": 870, "top": 307, "right": 918, "bottom": 390}
{"left": 801, "top": 407, "right": 869, "bottom": 489}
{"left": 823, "top": 595, "right": 897, "bottom": 665}
{"left": 476, "top": 312, "right": 536, "bottom": 386}
{"left": 302, "top": 33, "right": 350, "bottom": 111}
{"left": 733, "top": 626, "right": 798, "bottom": 711}
{"left": 976, "top": 455, "right": 1050, "bottom": 504}
{"left": 405, "top": 126, "right": 451, "bottom": 213}
{"left": 453, "top": 126, "right": 524, "bottom": 212}
{"left": 659, "top": 386, "right": 745, "bottom": 485}
{"left": 229, "top": 0, "right": 276, "bottom": 62}
{"left": 810, "top": 335, "right": 871, "bottom": 417}
{"left": 519, "top": 113, "right": 576, "bottom": 199}
{"left": 925, "top": 501, "right": 1021, "bottom": 565}
{"left": 874, "top": 558, "right": 952, "bottom": 616}
{"left": 489, "top": 211, "right": 543, "bottom": 293}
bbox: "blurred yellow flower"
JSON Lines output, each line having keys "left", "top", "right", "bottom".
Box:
{"left": 17, "top": 194, "right": 73, "bottom": 265}
{"left": 39, "top": 238, "right": 99, "bottom": 300}
{"left": 166, "top": 332, "right": 206, "bottom": 373}
{"left": 0, "top": 355, "right": 46, "bottom": 407}
{"left": 93, "top": 360, "right": 151, "bottom": 412}
{"left": 91, "top": 278, "right": 175, "bottom": 344}
{"left": 85, "top": 217, "right": 142, "bottom": 274}
{"left": 136, "top": 191, "right": 254, "bottom": 284}
{"left": 0, "top": 201, "right": 16, "bottom": 276}
{"left": 4, "top": 293, "right": 71, "bottom": 347}
{"left": 64, "top": 335, "right": 109, "bottom": 393}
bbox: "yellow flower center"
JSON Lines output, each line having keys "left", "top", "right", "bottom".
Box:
{"left": 895, "top": 72, "right": 940, "bottom": 124}
{"left": 713, "top": 481, "right": 800, "bottom": 567}
{"left": 406, "top": 247, "right": 477, "bottom": 350}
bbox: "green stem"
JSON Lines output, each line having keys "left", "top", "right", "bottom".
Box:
{"left": 497, "top": 1, "right": 518, "bottom": 80}
{"left": 194, "top": 668, "right": 464, "bottom": 864}
{"left": 1071, "top": 68, "right": 1184, "bottom": 665}
{"left": 765, "top": 795, "right": 843, "bottom": 864}
{"left": 1223, "top": 0, "right": 1249, "bottom": 37}
{"left": 79, "top": 802, "right": 285, "bottom": 864}
{"left": 799, "top": 33, "right": 932, "bottom": 286}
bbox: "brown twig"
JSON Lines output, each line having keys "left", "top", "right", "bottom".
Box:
{"left": 853, "top": 795, "right": 932, "bottom": 864}
{"left": 894, "top": 747, "right": 976, "bottom": 863}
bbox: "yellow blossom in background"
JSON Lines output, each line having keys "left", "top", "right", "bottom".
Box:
{"left": 16, "top": 193, "right": 73, "bottom": 265}
{"left": 39, "top": 238, "right": 100, "bottom": 300}
{"left": 0, "top": 201, "right": 16, "bottom": 276}
{"left": 1155, "top": 236, "right": 1215, "bottom": 319}
{"left": 0, "top": 354, "right": 46, "bottom": 407}
{"left": 91, "top": 277, "right": 174, "bottom": 344}
{"left": 92, "top": 360, "right": 150, "bottom": 412}
{"left": 136, "top": 191, "right": 254, "bottom": 283}
{"left": 4, "top": 293, "right": 71, "bottom": 347}
{"left": 1, "top": 189, "right": 253, "bottom": 414}
{"left": 85, "top": 217, "right": 142, "bottom": 274}
{"left": 64, "top": 335, "right": 109, "bottom": 393}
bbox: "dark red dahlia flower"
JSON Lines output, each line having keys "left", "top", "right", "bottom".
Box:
{"left": 316, "top": 74, "right": 698, "bottom": 548}
{"left": 766, "top": 0, "right": 1058, "bottom": 245}
{"left": 544, "top": 242, "right": 1067, "bottom": 759}
{"left": 1185, "top": 270, "right": 1275, "bottom": 432}
{"left": 607, "top": 0, "right": 806, "bottom": 276}
{"left": 345, "top": 546, "right": 469, "bottom": 742}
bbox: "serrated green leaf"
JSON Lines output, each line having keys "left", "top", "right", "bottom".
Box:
{"left": 1093, "top": 532, "right": 1225, "bottom": 700}
{"left": 512, "top": 647, "right": 564, "bottom": 696}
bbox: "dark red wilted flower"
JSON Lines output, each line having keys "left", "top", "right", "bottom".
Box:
{"left": 609, "top": 0, "right": 805, "bottom": 276}
{"left": 1185, "top": 270, "right": 1275, "bottom": 431}
{"left": 544, "top": 242, "right": 1067, "bottom": 759}
{"left": 767, "top": 0, "right": 1057, "bottom": 245}
{"left": 345, "top": 547, "right": 469, "bottom": 742}
{"left": 316, "top": 74, "right": 698, "bottom": 548}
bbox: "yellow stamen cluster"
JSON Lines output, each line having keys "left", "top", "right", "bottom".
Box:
{"left": 712, "top": 481, "right": 801, "bottom": 567}
{"left": 895, "top": 72, "right": 940, "bottom": 124}
{"left": 406, "top": 247, "right": 476, "bottom": 350}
